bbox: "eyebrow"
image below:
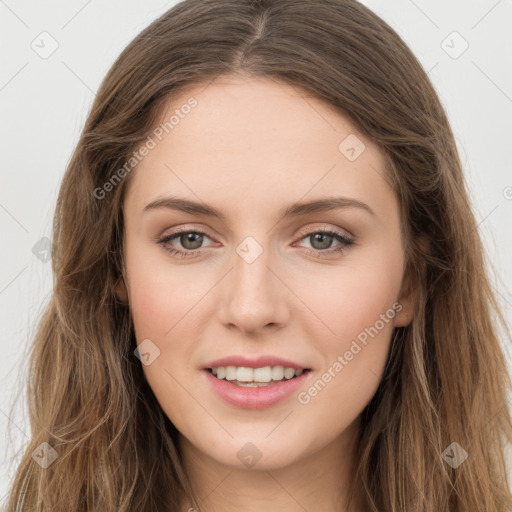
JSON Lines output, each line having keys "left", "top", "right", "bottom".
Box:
{"left": 143, "top": 195, "right": 375, "bottom": 221}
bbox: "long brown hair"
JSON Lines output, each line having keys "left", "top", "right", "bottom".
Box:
{"left": 6, "top": 0, "right": 512, "bottom": 510}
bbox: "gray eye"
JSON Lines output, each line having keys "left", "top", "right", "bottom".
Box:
{"left": 180, "top": 232, "right": 204, "bottom": 250}
{"left": 309, "top": 233, "right": 334, "bottom": 250}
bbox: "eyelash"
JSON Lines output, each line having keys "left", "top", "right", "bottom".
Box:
{"left": 157, "top": 227, "right": 355, "bottom": 259}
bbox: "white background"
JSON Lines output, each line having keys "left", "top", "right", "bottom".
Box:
{"left": 1, "top": 0, "right": 511, "bottom": 503}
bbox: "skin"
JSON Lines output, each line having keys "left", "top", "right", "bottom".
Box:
{"left": 116, "top": 74, "right": 415, "bottom": 512}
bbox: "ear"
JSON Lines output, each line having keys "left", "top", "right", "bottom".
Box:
{"left": 114, "top": 276, "right": 129, "bottom": 304}
{"left": 394, "top": 236, "right": 428, "bottom": 328}
{"left": 394, "top": 271, "right": 415, "bottom": 327}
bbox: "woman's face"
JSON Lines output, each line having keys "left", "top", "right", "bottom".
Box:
{"left": 119, "top": 75, "right": 414, "bottom": 471}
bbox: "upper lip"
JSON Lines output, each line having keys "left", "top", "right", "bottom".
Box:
{"left": 203, "top": 355, "right": 311, "bottom": 370}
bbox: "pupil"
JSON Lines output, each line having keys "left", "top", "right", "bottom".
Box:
{"left": 182, "top": 233, "right": 203, "bottom": 250}
{"left": 312, "top": 233, "right": 332, "bottom": 250}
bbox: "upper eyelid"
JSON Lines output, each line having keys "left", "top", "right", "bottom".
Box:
{"left": 295, "top": 223, "right": 353, "bottom": 239}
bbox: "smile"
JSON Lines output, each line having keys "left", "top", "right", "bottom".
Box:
{"left": 209, "top": 365, "right": 308, "bottom": 387}
{"left": 204, "top": 366, "right": 313, "bottom": 409}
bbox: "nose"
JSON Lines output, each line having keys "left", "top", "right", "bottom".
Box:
{"left": 216, "top": 245, "right": 290, "bottom": 335}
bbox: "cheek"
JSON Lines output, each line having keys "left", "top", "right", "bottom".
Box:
{"left": 125, "top": 249, "right": 209, "bottom": 390}
{"left": 126, "top": 261, "right": 204, "bottom": 434}
{"left": 126, "top": 252, "right": 203, "bottom": 339}
{"left": 291, "top": 251, "right": 402, "bottom": 412}
{"left": 292, "top": 251, "right": 403, "bottom": 347}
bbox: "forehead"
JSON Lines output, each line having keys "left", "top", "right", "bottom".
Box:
{"left": 124, "top": 75, "right": 396, "bottom": 224}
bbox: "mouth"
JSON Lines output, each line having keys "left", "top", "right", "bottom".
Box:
{"left": 207, "top": 365, "right": 312, "bottom": 387}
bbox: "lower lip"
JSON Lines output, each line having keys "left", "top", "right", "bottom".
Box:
{"left": 203, "top": 369, "right": 312, "bottom": 409}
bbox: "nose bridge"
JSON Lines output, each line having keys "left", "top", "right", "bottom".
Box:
{"left": 234, "top": 241, "right": 272, "bottom": 296}
{"left": 217, "top": 235, "right": 288, "bottom": 332}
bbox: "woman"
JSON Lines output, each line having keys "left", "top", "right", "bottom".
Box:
{"left": 7, "top": 0, "right": 512, "bottom": 510}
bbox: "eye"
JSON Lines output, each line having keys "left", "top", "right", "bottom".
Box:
{"left": 157, "top": 228, "right": 214, "bottom": 258}
{"left": 156, "top": 226, "right": 355, "bottom": 259}
{"left": 293, "top": 227, "right": 355, "bottom": 258}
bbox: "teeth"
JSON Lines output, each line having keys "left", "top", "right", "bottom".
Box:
{"left": 225, "top": 366, "right": 237, "bottom": 380}
{"left": 210, "top": 365, "right": 306, "bottom": 383}
{"left": 272, "top": 365, "right": 284, "bottom": 380}
{"left": 254, "top": 366, "right": 271, "bottom": 382}
{"left": 284, "top": 367, "right": 296, "bottom": 379}
{"left": 237, "top": 366, "right": 255, "bottom": 382}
